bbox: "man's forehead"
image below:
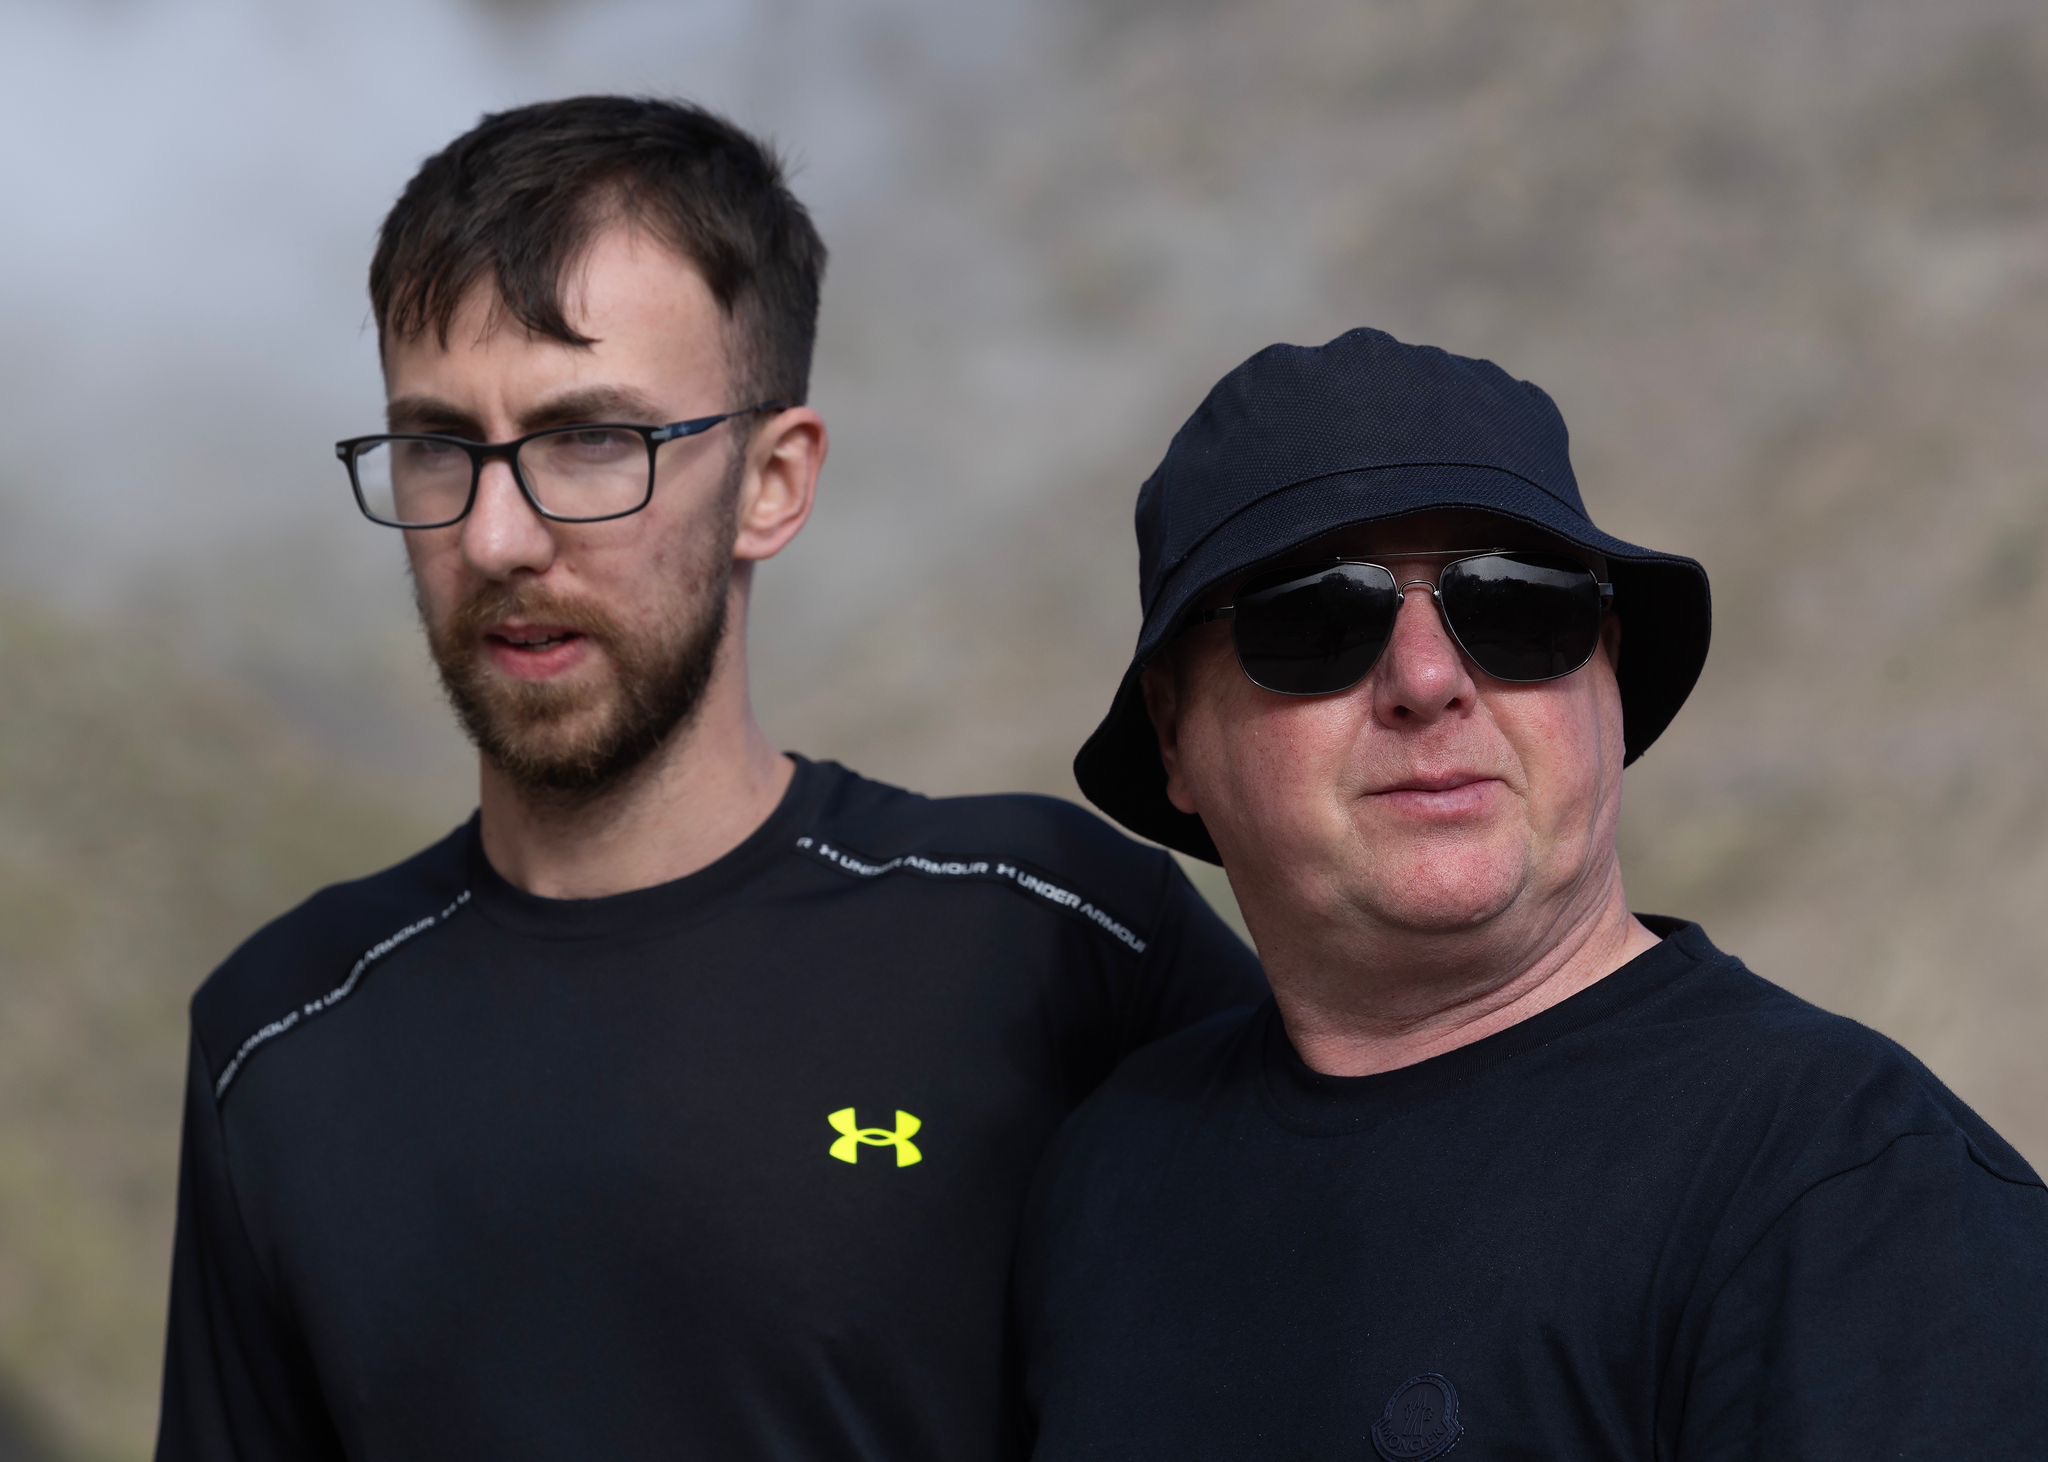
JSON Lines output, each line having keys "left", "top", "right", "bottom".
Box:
{"left": 378, "top": 221, "right": 735, "bottom": 422}
{"left": 381, "top": 220, "right": 725, "bottom": 368}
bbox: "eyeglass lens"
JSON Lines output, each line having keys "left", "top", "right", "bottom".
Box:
{"left": 1231, "top": 564, "right": 1400, "bottom": 695}
{"left": 1230, "top": 554, "right": 1602, "bottom": 694}
{"left": 350, "top": 428, "right": 653, "bottom": 527}
{"left": 1438, "top": 554, "right": 1603, "bottom": 683}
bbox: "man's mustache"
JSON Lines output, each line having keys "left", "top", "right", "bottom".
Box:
{"left": 444, "top": 583, "right": 618, "bottom": 646}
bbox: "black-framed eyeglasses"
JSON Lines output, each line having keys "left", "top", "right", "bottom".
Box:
{"left": 1188, "top": 549, "right": 1615, "bottom": 696}
{"left": 334, "top": 402, "right": 787, "bottom": 528}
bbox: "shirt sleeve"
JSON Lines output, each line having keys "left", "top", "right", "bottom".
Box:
{"left": 1114, "top": 854, "right": 1265, "bottom": 1054}
{"left": 1678, "top": 1130, "right": 2048, "bottom": 1461}
{"left": 156, "top": 1029, "right": 342, "bottom": 1462}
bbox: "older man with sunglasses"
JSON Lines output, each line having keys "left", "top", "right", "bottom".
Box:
{"left": 1015, "top": 329, "right": 2048, "bottom": 1460}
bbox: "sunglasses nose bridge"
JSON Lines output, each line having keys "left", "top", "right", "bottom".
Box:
{"left": 1393, "top": 578, "right": 1452, "bottom": 632}
{"left": 1388, "top": 577, "right": 1459, "bottom": 644}
{"left": 1366, "top": 576, "right": 1475, "bottom": 714}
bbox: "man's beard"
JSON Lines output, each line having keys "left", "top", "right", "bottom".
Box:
{"left": 419, "top": 481, "right": 738, "bottom": 802}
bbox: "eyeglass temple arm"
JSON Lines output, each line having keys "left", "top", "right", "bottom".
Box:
{"left": 650, "top": 400, "right": 790, "bottom": 444}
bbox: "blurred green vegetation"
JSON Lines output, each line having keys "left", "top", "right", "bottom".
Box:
{"left": 1, "top": 595, "right": 446, "bottom": 1460}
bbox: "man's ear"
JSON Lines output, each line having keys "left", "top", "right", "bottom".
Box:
{"left": 1141, "top": 655, "right": 1201, "bottom": 817}
{"left": 734, "top": 406, "right": 827, "bottom": 563}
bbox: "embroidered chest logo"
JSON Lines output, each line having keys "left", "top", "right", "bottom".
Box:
{"left": 1371, "top": 1372, "right": 1463, "bottom": 1461}
{"left": 827, "top": 1108, "right": 924, "bottom": 1167}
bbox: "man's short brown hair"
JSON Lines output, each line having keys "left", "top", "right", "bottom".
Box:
{"left": 370, "top": 95, "right": 827, "bottom": 406}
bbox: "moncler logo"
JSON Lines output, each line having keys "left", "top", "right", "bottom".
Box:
{"left": 1371, "top": 1372, "right": 1463, "bottom": 1461}
{"left": 826, "top": 1108, "right": 924, "bottom": 1167}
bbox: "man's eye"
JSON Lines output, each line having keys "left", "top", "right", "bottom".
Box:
{"left": 397, "top": 438, "right": 466, "bottom": 466}
{"left": 548, "top": 428, "right": 639, "bottom": 462}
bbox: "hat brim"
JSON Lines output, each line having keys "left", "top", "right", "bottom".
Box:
{"left": 1075, "top": 465, "right": 1711, "bottom": 862}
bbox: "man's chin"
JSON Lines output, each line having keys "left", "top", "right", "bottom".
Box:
{"left": 460, "top": 690, "right": 647, "bottom": 796}
{"left": 1355, "top": 849, "right": 1528, "bottom": 935}
{"left": 483, "top": 729, "right": 652, "bottom": 797}
{"left": 469, "top": 680, "right": 716, "bottom": 798}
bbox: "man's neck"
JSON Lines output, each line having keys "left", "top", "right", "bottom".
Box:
{"left": 474, "top": 683, "right": 794, "bottom": 902}
{"left": 1250, "top": 868, "right": 1660, "bottom": 1078}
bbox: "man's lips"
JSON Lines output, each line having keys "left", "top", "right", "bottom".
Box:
{"left": 1372, "top": 772, "right": 1493, "bottom": 795}
{"left": 1365, "top": 773, "right": 1503, "bottom": 819}
{"left": 488, "top": 622, "right": 584, "bottom": 650}
{"left": 481, "top": 623, "right": 592, "bottom": 679}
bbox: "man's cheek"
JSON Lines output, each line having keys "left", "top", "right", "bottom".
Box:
{"left": 1209, "top": 740, "right": 1312, "bottom": 848}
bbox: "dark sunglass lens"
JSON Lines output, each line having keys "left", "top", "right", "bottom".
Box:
{"left": 1232, "top": 564, "right": 1398, "bottom": 694}
{"left": 1440, "top": 554, "right": 1602, "bottom": 682}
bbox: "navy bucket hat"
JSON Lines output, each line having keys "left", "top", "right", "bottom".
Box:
{"left": 1074, "top": 327, "right": 1712, "bottom": 863}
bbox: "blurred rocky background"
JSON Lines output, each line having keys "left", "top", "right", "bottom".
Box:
{"left": 3, "top": 0, "right": 2045, "bottom": 1455}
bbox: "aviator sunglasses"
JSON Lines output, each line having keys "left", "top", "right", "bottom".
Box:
{"left": 1188, "top": 550, "right": 1615, "bottom": 696}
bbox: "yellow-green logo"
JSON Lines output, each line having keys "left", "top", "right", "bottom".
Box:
{"left": 827, "top": 1108, "right": 923, "bottom": 1167}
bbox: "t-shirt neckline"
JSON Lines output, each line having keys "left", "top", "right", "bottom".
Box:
{"left": 1257, "top": 916, "right": 1717, "bottom": 1135}
{"left": 463, "top": 753, "right": 837, "bottom": 940}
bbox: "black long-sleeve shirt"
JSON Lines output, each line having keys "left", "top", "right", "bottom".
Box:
{"left": 157, "top": 756, "right": 1264, "bottom": 1460}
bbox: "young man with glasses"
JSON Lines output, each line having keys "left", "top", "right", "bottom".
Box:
{"left": 154, "top": 96, "right": 1262, "bottom": 1462}
{"left": 1016, "top": 328, "right": 2048, "bottom": 1459}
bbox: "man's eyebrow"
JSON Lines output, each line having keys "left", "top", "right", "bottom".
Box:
{"left": 382, "top": 386, "right": 671, "bottom": 438}
{"left": 516, "top": 386, "right": 668, "bottom": 432}
{"left": 385, "top": 394, "right": 481, "bottom": 436}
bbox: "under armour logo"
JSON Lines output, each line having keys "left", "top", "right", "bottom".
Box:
{"left": 827, "top": 1108, "right": 923, "bottom": 1167}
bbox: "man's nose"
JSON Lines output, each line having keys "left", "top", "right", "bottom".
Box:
{"left": 1369, "top": 583, "right": 1476, "bottom": 729}
{"left": 459, "top": 459, "right": 556, "bottom": 579}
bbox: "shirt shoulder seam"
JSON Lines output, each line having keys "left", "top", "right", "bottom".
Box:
{"left": 213, "top": 888, "right": 474, "bottom": 1104}
{"left": 1706, "top": 1126, "right": 2042, "bottom": 1313}
{"left": 789, "top": 834, "right": 1152, "bottom": 956}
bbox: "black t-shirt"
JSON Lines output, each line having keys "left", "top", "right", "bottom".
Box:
{"left": 156, "top": 756, "right": 1264, "bottom": 1462}
{"left": 1017, "top": 918, "right": 2048, "bottom": 1461}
